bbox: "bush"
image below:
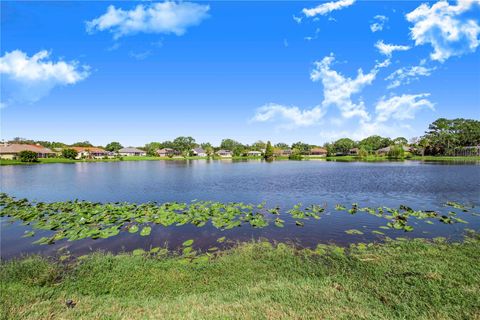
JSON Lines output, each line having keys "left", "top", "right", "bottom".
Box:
{"left": 18, "top": 150, "right": 38, "bottom": 162}
{"left": 288, "top": 153, "right": 303, "bottom": 160}
{"left": 388, "top": 145, "right": 405, "bottom": 159}
{"left": 358, "top": 148, "right": 369, "bottom": 158}
{"left": 62, "top": 148, "right": 78, "bottom": 160}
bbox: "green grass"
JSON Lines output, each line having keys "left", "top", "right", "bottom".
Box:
{"left": 410, "top": 155, "right": 480, "bottom": 161}
{"left": 1, "top": 236, "right": 479, "bottom": 320}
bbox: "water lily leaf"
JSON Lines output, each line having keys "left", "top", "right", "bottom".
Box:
{"left": 295, "top": 221, "right": 304, "bottom": 227}
{"left": 128, "top": 225, "right": 139, "bottom": 233}
{"left": 183, "top": 239, "right": 194, "bottom": 247}
{"left": 372, "top": 230, "right": 384, "bottom": 235}
{"left": 22, "top": 231, "right": 35, "bottom": 238}
{"left": 182, "top": 247, "right": 193, "bottom": 255}
{"left": 274, "top": 218, "right": 284, "bottom": 228}
{"left": 345, "top": 229, "right": 363, "bottom": 235}
{"left": 150, "top": 247, "right": 160, "bottom": 253}
{"left": 132, "top": 249, "right": 145, "bottom": 256}
{"left": 193, "top": 255, "right": 209, "bottom": 264}
{"left": 140, "top": 226, "right": 151, "bottom": 236}
{"left": 403, "top": 225, "right": 414, "bottom": 232}
{"left": 217, "top": 236, "right": 226, "bottom": 243}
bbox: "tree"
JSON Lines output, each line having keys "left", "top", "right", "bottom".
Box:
{"left": 220, "top": 139, "right": 245, "bottom": 156}
{"left": 252, "top": 140, "right": 266, "bottom": 151}
{"left": 18, "top": 150, "right": 38, "bottom": 162}
{"left": 359, "top": 135, "right": 391, "bottom": 153}
{"left": 62, "top": 148, "right": 78, "bottom": 160}
{"left": 333, "top": 138, "right": 355, "bottom": 155}
{"left": 173, "top": 136, "right": 196, "bottom": 157}
{"left": 105, "top": 142, "right": 123, "bottom": 152}
{"left": 144, "top": 142, "right": 162, "bottom": 156}
{"left": 274, "top": 142, "right": 289, "bottom": 149}
{"left": 393, "top": 137, "right": 408, "bottom": 145}
{"left": 291, "top": 141, "right": 311, "bottom": 155}
{"left": 264, "top": 141, "right": 274, "bottom": 160}
{"left": 71, "top": 141, "right": 93, "bottom": 147}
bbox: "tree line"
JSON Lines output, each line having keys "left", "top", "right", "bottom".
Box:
{"left": 7, "top": 118, "right": 480, "bottom": 158}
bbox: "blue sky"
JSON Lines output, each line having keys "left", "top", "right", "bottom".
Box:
{"left": 1, "top": 0, "right": 479, "bottom": 146}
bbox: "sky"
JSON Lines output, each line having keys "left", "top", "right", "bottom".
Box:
{"left": 1, "top": 0, "right": 479, "bottom": 147}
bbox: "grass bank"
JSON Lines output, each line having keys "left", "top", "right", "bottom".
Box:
{"left": 1, "top": 235, "right": 479, "bottom": 320}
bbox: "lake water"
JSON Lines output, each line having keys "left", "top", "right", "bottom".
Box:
{"left": 1, "top": 160, "right": 480, "bottom": 259}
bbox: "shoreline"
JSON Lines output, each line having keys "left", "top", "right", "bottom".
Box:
{"left": 1, "top": 235, "right": 479, "bottom": 319}
{"left": 1, "top": 155, "right": 479, "bottom": 166}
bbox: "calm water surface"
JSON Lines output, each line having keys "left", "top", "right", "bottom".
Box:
{"left": 1, "top": 160, "right": 479, "bottom": 259}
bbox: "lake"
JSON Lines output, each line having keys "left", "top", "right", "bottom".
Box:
{"left": 1, "top": 159, "right": 479, "bottom": 259}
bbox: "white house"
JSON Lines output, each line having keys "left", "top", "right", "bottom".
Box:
{"left": 191, "top": 148, "right": 207, "bottom": 157}
{"left": 216, "top": 149, "right": 233, "bottom": 157}
{"left": 246, "top": 151, "right": 262, "bottom": 157}
{"left": 118, "top": 147, "right": 147, "bottom": 156}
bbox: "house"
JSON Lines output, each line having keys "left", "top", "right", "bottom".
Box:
{"left": 71, "top": 147, "right": 108, "bottom": 159}
{"left": 376, "top": 146, "right": 411, "bottom": 155}
{"left": 191, "top": 148, "right": 207, "bottom": 157}
{"left": 274, "top": 149, "right": 292, "bottom": 157}
{"left": 246, "top": 151, "right": 262, "bottom": 157}
{"left": 0, "top": 143, "right": 55, "bottom": 160}
{"left": 216, "top": 149, "right": 233, "bottom": 157}
{"left": 309, "top": 147, "right": 328, "bottom": 157}
{"left": 118, "top": 147, "right": 146, "bottom": 156}
{"left": 455, "top": 146, "right": 480, "bottom": 157}
{"left": 156, "top": 148, "right": 180, "bottom": 157}
{"left": 349, "top": 148, "right": 359, "bottom": 155}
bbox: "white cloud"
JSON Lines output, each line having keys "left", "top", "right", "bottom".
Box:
{"left": 370, "top": 15, "right": 388, "bottom": 32}
{"left": 252, "top": 103, "right": 326, "bottom": 127}
{"left": 386, "top": 65, "right": 436, "bottom": 89}
{"left": 86, "top": 2, "right": 210, "bottom": 39}
{"left": 303, "top": 0, "right": 355, "bottom": 18}
{"left": 0, "top": 50, "right": 89, "bottom": 106}
{"left": 310, "top": 54, "right": 377, "bottom": 120}
{"left": 406, "top": 0, "right": 480, "bottom": 62}
{"left": 375, "top": 40, "right": 411, "bottom": 57}
{"left": 292, "top": 15, "right": 303, "bottom": 24}
{"left": 375, "top": 93, "right": 434, "bottom": 122}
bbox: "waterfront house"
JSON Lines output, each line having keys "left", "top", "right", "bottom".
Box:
{"left": 191, "top": 148, "right": 207, "bottom": 157}
{"left": 216, "top": 149, "right": 233, "bottom": 157}
{"left": 246, "top": 151, "right": 262, "bottom": 157}
{"left": 118, "top": 147, "right": 147, "bottom": 156}
{"left": 274, "top": 149, "right": 292, "bottom": 157}
{"left": 71, "top": 147, "right": 108, "bottom": 159}
{"left": 0, "top": 143, "right": 55, "bottom": 160}
{"left": 157, "top": 148, "right": 180, "bottom": 157}
{"left": 349, "top": 148, "right": 359, "bottom": 155}
{"left": 309, "top": 147, "right": 328, "bottom": 157}
{"left": 376, "top": 146, "right": 411, "bottom": 155}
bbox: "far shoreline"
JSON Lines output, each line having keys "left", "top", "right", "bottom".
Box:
{"left": 1, "top": 155, "right": 480, "bottom": 166}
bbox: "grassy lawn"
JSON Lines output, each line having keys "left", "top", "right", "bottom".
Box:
{"left": 1, "top": 236, "right": 479, "bottom": 320}
{"left": 410, "top": 155, "right": 480, "bottom": 161}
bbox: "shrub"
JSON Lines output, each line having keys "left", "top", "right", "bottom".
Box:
{"left": 288, "top": 153, "right": 303, "bottom": 160}
{"left": 62, "top": 148, "right": 78, "bottom": 160}
{"left": 388, "top": 145, "right": 405, "bottom": 159}
{"left": 18, "top": 151, "right": 38, "bottom": 162}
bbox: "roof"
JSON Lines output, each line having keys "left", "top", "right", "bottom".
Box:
{"left": 192, "top": 148, "right": 206, "bottom": 153}
{"left": 157, "top": 148, "right": 176, "bottom": 152}
{"left": 71, "top": 146, "right": 107, "bottom": 153}
{"left": 247, "top": 151, "right": 262, "bottom": 154}
{"left": 118, "top": 147, "right": 145, "bottom": 153}
{"left": 217, "top": 149, "right": 232, "bottom": 153}
{"left": 0, "top": 144, "right": 54, "bottom": 154}
{"left": 310, "top": 147, "right": 327, "bottom": 153}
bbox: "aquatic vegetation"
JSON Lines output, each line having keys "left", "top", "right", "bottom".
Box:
{"left": 345, "top": 229, "right": 363, "bottom": 235}
{"left": 0, "top": 193, "right": 475, "bottom": 245}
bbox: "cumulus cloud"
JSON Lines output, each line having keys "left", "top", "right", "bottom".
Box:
{"left": 303, "top": 0, "right": 355, "bottom": 18}
{"left": 375, "top": 40, "right": 411, "bottom": 57}
{"left": 370, "top": 15, "right": 388, "bottom": 32}
{"left": 385, "top": 64, "right": 436, "bottom": 89}
{"left": 0, "top": 50, "right": 89, "bottom": 106}
{"left": 251, "top": 103, "right": 326, "bottom": 127}
{"left": 406, "top": 0, "right": 480, "bottom": 62}
{"left": 86, "top": 1, "right": 210, "bottom": 39}
{"left": 310, "top": 54, "right": 377, "bottom": 120}
{"left": 375, "top": 93, "right": 434, "bottom": 122}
